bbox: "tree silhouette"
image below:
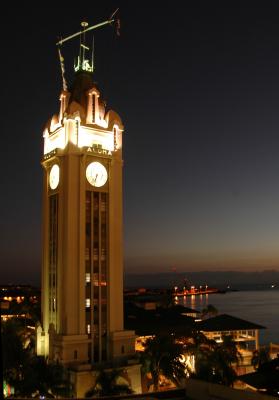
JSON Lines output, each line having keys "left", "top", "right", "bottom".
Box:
{"left": 201, "top": 304, "right": 218, "bottom": 319}
{"left": 189, "top": 334, "right": 242, "bottom": 387}
{"left": 85, "top": 369, "right": 133, "bottom": 397}
{"left": 141, "top": 335, "right": 186, "bottom": 392}
{"left": 2, "top": 319, "right": 71, "bottom": 397}
{"left": 251, "top": 346, "right": 271, "bottom": 370}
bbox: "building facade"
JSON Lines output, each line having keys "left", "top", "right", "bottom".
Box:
{"left": 37, "top": 60, "right": 135, "bottom": 366}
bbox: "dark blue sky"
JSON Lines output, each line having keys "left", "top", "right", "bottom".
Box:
{"left": 2, "top": 2, "right": 279, "bottom": 284}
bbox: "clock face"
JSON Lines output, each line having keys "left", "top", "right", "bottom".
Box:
{"left": 86, "top": 162, "right": 108, "bottom": 187}
{"left": 49, "top": 164, "right": 60, "bottom": 190}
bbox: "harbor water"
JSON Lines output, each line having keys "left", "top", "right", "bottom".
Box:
{"left": 178, "top": 289, "right": 279, "bottom": 345}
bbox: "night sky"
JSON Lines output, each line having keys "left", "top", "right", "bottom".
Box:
{"left": 2, "top": 2, "right": 279, "bottom": 284}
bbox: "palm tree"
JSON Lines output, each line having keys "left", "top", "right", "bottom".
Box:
{"left": 2, "top": 319, "right": 31, "bottom": 386}
{"left": 201, "top": 304, "right": 218, "bottom": 319}
{"left": 2, "top": 320, "right": 71, "bottom": 397}
{"left": 213, "top": 335, "right": 242, "bottom": 386}
{"left": 251, "top": 346, "right": 270, "bottom": 370}
{"left": 85, "top": 369, "right": 133, "bottom": 397}
{"left": 28, "top": 357, "right": 71, "bottom": 397}
{"left": 189, "top": 334, "right": 242, "bottom": 387}
{"left": 184, "top": 331, "right": 216, "bottom": 380}
{"left": 219, "top": 335, "right": 243, "bottom": 365}
{"left": 9, "top": 356, "right": 71, "bottom": 398}
{"left": 141, "top": 334, "right": 186, "bottom": 392}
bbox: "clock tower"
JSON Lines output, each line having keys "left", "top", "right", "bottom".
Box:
{"left": 36, "top": 32, "right": 135, "bottom": 366}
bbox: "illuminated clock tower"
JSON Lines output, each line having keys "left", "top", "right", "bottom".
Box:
{"left": 36, "top": 27, "right": 135, "bottom": 366}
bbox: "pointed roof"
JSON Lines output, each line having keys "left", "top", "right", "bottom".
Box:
{"left": 196, "top": 314, "right": 265, "bottom": 331}
{"left": 68, "top": 71, "right": 95, "bottom": 111}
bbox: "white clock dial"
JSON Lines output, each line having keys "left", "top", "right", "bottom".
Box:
{"left": 49, "top": 164, "right": 60, "bottom": 190}
{"left": 86, "top": 162, "right": 108, "bottom": 187}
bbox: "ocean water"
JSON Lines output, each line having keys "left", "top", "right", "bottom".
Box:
{"left": 178, "top": 290, "right": 279, "bottom": 345}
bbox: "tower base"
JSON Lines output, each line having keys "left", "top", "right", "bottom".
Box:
{"left": 50, "top": 333, "right": 89, "bottom": 365}
{"left": 110, "top": 330, "right": 136, "bottom": 358}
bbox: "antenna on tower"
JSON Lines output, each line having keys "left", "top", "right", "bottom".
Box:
{"left": 56, "top": 11, "right": 120, "bottom": 87}
{"left": 56, "top": 8, "right": 120, "bottom": 72}
{"left": 74, "top": 21, "right": 91, "bottom": 72}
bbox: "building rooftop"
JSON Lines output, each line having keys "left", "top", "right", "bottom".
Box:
{"left": 125, "top": 303, "right": 195, "bottom": 336}
{"left": 196, "top": 314, "right": 266, "bottom": 332}
{"left": 179, "top": 306, "right": 200, "bottom": 314}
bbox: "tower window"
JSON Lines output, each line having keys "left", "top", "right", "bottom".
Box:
{"left": 86, "top": 298, "right": 91, "bottom": 308}
{"left": 75, "top": 119, "right": 79, "bottom": 136}
{"left": 86, "top": 273, "right": 91, "bottom": 283}
{"left": 113, "top": 127, "right": 117, "bottom": 150}
{"left": 92, "top": 94, "right": 96, "bottom": 123}
{"left": 87, "top": 324, "right": 91, "bottom": 334}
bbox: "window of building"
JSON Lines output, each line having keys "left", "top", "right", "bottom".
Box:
{"left": 49, "top": 194, "right": 58, "bottom": 326}
{"left": 113, "top": 127, "right": 117, "bottom": 149}
{"left": 85, "top": 247, "right": 90, "bottom": 260}
{"left": 87, "top": 324, "right": 91, "bottom": 334}
{"left": 92, "top": 95, "right": 96, "bottom": 123}
{"left": 86, "top": 298, "right": 91, "bottom": 308}
{"left": 86, "top": 273, "right": 91, "bottom": 283}
{"left": 75, "top": 119, "right": 79, "bottom": 136}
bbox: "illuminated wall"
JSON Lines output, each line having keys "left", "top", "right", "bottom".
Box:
{"left": 38, "top": 72, "right": 135, "bottom": 365}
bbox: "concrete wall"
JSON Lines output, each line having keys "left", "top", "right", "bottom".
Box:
{"left": 186, "top": 379, "right": 277, "bottom": 400}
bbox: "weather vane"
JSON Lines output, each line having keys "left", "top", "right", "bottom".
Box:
{"left": 56, "top": 9, "right": 120, "bottom": 91}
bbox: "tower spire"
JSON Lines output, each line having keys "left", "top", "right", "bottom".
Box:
{"left": 74, "top": 21, "right": 93, "bottom": 73}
